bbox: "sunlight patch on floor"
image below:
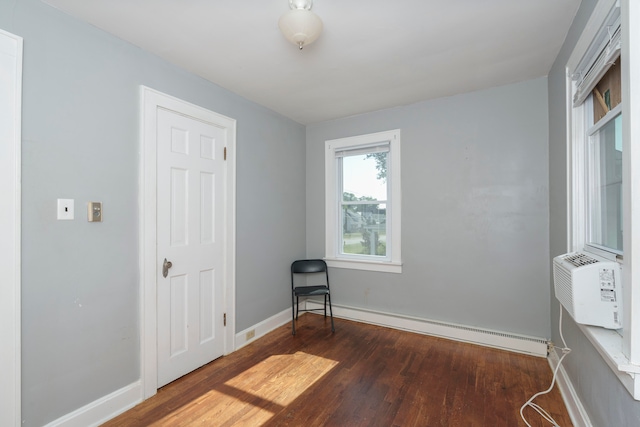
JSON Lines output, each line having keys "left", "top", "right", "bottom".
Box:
{"left": 226, "top": 351, "right": 339, "bottom": 406}
{"left": 151, "top": 351, "right": 338, "bottom": 426}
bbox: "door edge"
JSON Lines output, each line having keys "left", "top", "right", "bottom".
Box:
{"left": 0, "top": 28, "right": 22, "bottom": 427}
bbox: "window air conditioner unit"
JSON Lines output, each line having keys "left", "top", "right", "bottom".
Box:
{"left": 553, "top": 252, "right": 622, "bottom": 329}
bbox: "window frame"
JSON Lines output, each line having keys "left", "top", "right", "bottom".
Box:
{"left": 338, "top": 145, "right": 390, "bottom": 261}
{"left": 565, "top": 0, "right": 640, "bottom": 399}
{"left": 325, "top": 129, "right": 402, "bottom": 273}
{"left": 568, "top": 0, "right": 622, "bottom": 282}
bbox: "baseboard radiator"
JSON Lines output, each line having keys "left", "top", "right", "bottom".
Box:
{"left": 305, "top": 301, "right": 549, "bottom": 357}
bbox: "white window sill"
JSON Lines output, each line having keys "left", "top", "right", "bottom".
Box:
{"left": 324, "top": 257, "right": 402, "bottom": 274}
{"left": 579, "top": 324, "right": 640, "bottom": 399}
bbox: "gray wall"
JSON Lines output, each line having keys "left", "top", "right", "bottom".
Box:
{"left": 306, "top": 78, "right": 550, "bottom": 338}
{"left": 1, "top": 1, "right": 306, "bottom": 426}
{"left": 548, "top": 0, "right": 640, "bottom": 424}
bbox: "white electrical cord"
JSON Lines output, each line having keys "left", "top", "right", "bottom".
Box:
{"left": 520, "top": 302, "right": 572, "bottom": 427}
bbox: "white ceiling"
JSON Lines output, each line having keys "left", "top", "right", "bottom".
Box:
{"left": 43, "top": 0, "right": 581, "bottom": 125}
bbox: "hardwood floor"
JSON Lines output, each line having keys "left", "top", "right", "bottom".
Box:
{"left": 103, "top": 314, "right": 572, "bottom": 426}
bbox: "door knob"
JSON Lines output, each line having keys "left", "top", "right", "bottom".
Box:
{"left": 162, "top": 258, "right": 173, "bottom": 278}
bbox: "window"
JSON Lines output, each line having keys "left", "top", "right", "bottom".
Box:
{"left": 569, "top": 1, "right": 622, "bottom": 260}
{"left": 566, "top": 0, "right": 640, "bottom": 399}
{"left": 325, "top": 129, "right": 402, "bottom": 273}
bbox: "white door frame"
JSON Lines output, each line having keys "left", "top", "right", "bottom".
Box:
{"left": 140, "top": 86, "right": 236, "bottom": 399}
{"left": 0, "top": 28, "right": 22, "bottom": 427}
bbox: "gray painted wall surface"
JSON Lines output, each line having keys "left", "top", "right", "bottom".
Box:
{"left": 548, "top": 0, "right": 640, "bottom": 424}
{"left": 306, "top": 78, "right": 550, "bottom": 338}
{"left": 1, "top": 1, "right": 305, "bottom": 425}
{"left": 7, "top": 0, "right": 640, "bottom": 424}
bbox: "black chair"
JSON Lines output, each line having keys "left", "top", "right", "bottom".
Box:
{"left": 290, "top": 259, "right": 335, "bottom": 335}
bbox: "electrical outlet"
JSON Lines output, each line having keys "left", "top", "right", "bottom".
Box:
{"left": 245, "top": 329, "right": 255, "bottom": 340}
{"left": 57, "top": 199, "right": 74, "bottom": 220}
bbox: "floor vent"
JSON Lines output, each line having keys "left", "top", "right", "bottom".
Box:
{"left": 425, "top": 319, "right": 549, "bottom": 345}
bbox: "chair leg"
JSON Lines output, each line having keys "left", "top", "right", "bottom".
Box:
{"left": 291, "top": 292, "right": 296, "bottom": 336}
{"left": 323, "top": 294, "right": 327, "bottom": 317}
{"left": 328, "top": 293, "right": 335, "bottom": 333}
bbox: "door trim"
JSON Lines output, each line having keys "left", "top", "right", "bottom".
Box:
{"left": 140, "top": 86, "right": 236, "bottom": 399}
{"left": 0, "top": 28, "right": 22, "bottom": 427}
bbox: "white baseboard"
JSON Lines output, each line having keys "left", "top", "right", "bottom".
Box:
{"left": 548, "top": 348, "right": 592, "bottom": 427}
{"left": 306, "top": 301, "right": 549, "bottom": 357}
{"left": 45, "top": 381, "right": 142, "bottom": 427}
{"left": 235, "top": 307, "right": 292, "bottom": 350}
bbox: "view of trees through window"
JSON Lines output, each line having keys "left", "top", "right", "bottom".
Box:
{"left": 341, "top": 152, "right": 388, "bottom": 256}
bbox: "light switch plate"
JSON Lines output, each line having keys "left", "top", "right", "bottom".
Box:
{"left": 57, "top": 199, "right": 74, "bottom": 220}
{"left": 87, "top": 202, "right": 102, "bottom": 222}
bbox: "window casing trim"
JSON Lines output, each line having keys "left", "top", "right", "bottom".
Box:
{"left": 325, "top": 129, "right": 402, "bottom": 273}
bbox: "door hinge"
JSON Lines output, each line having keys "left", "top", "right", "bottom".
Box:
{"left": 224, "top": 147, "right": 227, "bottom": 161}
{"left": 223, "top": 313, "right": 227, "bottom": 326}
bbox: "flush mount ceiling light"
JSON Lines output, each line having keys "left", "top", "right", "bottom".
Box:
{"left": 278, "top": 0, "right": 323, "bottom": 50}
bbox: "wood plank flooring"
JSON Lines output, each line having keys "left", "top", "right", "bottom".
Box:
{"left": 103, "top": 315, "right": 572, "bottom": 426}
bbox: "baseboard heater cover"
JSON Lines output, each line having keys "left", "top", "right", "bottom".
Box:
{"left": 305, "top": 301, "right": 548, "bottom": 357}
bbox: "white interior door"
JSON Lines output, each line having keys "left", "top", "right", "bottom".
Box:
{"left": 156, "top": 107, "right": 226, "bottom": 387}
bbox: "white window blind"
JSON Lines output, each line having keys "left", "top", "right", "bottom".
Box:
{"left": 335, "top": 142, "right": 389, "bottom": 158}
{"left": 572, "top": 5, "right": 621, "bottom": 107}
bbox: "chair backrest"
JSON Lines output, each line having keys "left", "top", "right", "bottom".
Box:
{"left": 291, "top": 259, "right": 329, "bottom": 290}
{"left": 291, "top": 259, "right": 327, "bottom": 274}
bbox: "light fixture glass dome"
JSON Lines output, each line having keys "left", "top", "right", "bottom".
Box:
{"left": 278, "top": 0, "right": 323, "bottom": 50}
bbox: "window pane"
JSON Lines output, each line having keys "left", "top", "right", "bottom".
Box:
{"left": 588, "top": 114, "right": 623, "bottom": 252}
{"left": 342, "top": 153, "right": 387, "bottom": 201}
{"left": 341, "top": 204, "right": 386, "bottom": 256}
